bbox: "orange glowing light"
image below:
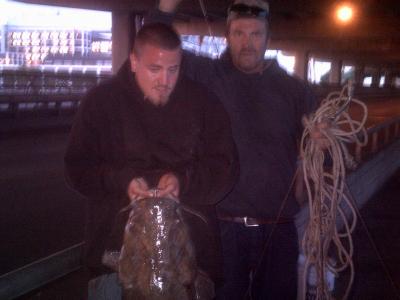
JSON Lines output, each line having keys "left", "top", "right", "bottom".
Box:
{"left": 336, "top": 4, "right": 354, "bottom": 23}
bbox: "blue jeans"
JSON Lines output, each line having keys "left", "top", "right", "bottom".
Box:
{"left": 88, "top": 273, "right": 122, "bottom": 300}
{"left": 216, "top": 221, "right": 298, "bottom": 300}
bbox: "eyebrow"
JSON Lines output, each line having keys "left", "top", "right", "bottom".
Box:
{"left": 145, "top": 64, "right": 180, "bottom": 71}
{"left": 147, "top": 63, "right": 161, "bottom": 68}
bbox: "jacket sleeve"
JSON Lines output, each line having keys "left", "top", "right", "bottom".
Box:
{"left": 145, "top": 9, "right": 175, "bottom": 26}
{"left": 178, "top": 91, "right": 239, "bottom": 205}
{"left": 295, "top": 82, "right": 319, "bottom": 139}
{"left": 64, "top": 89, "right": 138, "bottom": 201}
{"left": 181, "top": 51, "right": 219, "bottom": 88}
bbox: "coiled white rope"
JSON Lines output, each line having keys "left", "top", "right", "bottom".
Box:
{"left": 300, "top": 83, "right": 368, "bottom": 299}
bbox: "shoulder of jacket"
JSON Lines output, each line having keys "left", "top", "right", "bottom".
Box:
{"left": 177, "top": 75, "right": 223, "bottom": 110}
{"left": 84, "top": 76, "right": 119, "bottom": 102}
{"left": 268, "top": 62, "right": 310, "bottom": 92}
{"left": 78, "top": 78, "right": 121, "bottom": 119}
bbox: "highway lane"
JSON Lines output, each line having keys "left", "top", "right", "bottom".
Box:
{"left": 0, "top": 128, "right": 85, "bottom": 274}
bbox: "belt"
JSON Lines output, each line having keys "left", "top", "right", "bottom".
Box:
{"left": 218, "top": 214, "right": 293, "bottom": 227}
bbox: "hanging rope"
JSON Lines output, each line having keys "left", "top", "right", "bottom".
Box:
{"left": 299, "top": 82, "right": 368, "bottom": 299}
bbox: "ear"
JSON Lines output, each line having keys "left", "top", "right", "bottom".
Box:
{"left": 129, "top": 52, "right": 137, "bottom": 72}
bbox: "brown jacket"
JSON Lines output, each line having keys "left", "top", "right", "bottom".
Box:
{"left": 64, "top": 60, "right": 238, "bottom": 282}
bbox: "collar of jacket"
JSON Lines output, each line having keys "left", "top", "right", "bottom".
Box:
{"left": 114, "top": 59, "right": 147, "bottom": 101}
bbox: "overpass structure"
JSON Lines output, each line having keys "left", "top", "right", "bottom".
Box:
{"left": 8, "top": 0, "right": 400, "bottom": 85}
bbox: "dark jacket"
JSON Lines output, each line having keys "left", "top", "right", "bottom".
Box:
{"left": 64, "top": 61, "right": 238, "bottom": 282}
{"left": 180, "top": 52, "right": 317, "bottom": 219}
{"left": 146, "top": 12, "right": 317, "bottom": 219}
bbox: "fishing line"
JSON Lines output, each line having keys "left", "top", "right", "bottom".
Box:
{"left": 197, "top": 0, "right": 221, "bottom": 57}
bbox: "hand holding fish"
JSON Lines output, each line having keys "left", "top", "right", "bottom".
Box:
{"left": 127, "top": 173, "right": 180, "bottom": 202}
{"left": 127, "top": 177, "right": 152, "bottom": 201}
{"left": 156, "top": 172, "right": 180, "bottom": 200}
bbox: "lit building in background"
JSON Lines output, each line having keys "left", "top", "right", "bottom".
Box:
{"left": 308, "top": 57, "right": 332, "bottom": 84}
{"left": 0, "top": 0, "right": 112, "bottom": 73}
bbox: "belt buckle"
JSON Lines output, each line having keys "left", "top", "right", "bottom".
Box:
{"left": 244, "top": 217, "right": 259, "bottom": 227}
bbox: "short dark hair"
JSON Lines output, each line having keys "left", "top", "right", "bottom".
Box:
{"left": 132, "top": 23, "right": 181, "bottom": 57}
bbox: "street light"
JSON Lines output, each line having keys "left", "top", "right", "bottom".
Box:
{"left": 335, "top": 3, "right": 355, "bottom": 24}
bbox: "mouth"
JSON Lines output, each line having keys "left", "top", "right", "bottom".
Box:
{"left": 240, "top": 50, "right": 256, "bottom": 56}
{"left": 154, "top": 86, "right": 170, "bottom": 93}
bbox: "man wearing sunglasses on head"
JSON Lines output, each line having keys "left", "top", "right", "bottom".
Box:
{"left": 147, "top": 0, "right": 317, "bottom": 299}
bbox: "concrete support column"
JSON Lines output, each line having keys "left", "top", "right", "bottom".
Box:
{"left": 112, "top": 10, "right": 133, "bottom": 74}
{"left": 370, "top": 67, "right": 381, "bottom": 88}
{"left": 0, "top": 25, "right": 5, "bottom": 54}
{"left": 354, "top": 64, "right": 365, "bottom": 86}
{"left": 383, "top": 69, "right": 394, "bottom": 88}
{"left": 294, "top": 49, "right": 308, "bottom": 80}
{"left": 329, "top": 58, "right": 342, "bottom": 85}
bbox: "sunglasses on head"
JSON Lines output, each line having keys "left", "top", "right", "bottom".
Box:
{"left": 228, "top": 3, "right": 269, "bottom": 19}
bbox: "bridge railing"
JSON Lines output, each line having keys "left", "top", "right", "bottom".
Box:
{"left": 0, "top": 69, "right": 111, "bottom": 119}
{"left": 0, "top": 68, "right": 111, "bottom": 95}
{"left": 0, "top": 94, "right": 82, "bottom": 118}
{"left": 355, "top": 116, "right": 400, "bottom": 163}
{"left": 312, "top": 84, "right": 400, "bottom": 101}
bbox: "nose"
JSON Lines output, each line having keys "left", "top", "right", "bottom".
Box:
{"left": 241, "top": 34, "right": 252, "bottom": 48}
{"left": 158, "top": 70, "right": 170, "bottom": 86}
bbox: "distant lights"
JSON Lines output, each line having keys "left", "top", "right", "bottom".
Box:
{"left": 335, "top": 3, "right": 355, "bottom": 24}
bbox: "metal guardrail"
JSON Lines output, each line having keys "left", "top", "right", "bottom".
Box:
{"left": 0, "top": 243, "right": 84, "bottom": 300}
{"left": 0, "top": 94, "right": 82, "bottom": 118}
{"left": 0, "top": 69, "right": 111, "bottom": 96}
{"left": 0, "top": 70, "right": 111, "bottom": 120}
{"left": 312, "top": 84, "right": 400, "bottom": 101}
{"left": 355, "top": 116, "right": 400, "bottom": 162}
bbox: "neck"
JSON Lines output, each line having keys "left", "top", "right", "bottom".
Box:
{"left": 235, "top": 61, "right": 269, "bottom": 75}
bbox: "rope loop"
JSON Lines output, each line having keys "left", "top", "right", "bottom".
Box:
{"left": 300, "top": 82, "right": 368, "bottom": 300}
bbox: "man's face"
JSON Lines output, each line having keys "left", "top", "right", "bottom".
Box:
{"left": 130, "top": 44, "right": 181, "bottom": 106}
{"left": 227, "top": 18, "right": 268, "bottom": 73}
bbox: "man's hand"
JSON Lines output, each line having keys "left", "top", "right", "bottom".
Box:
{"left": 127, "top": 177, "right": 152, "bottom": 201}
{"left": 156, "top": 173, "right": 180, "bottom": 200}
{"left": 159, "top": 0, "right": 183, "bottom": 13}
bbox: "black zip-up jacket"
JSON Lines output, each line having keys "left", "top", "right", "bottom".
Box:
{"left": 64, "top": 60, "right": 238, "bottom": 281}
{"left": 188, "top": 55, "right": 317, "bottom": 219}
{"left": 146, "top": 12, "right": 317, "bottom": 220}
